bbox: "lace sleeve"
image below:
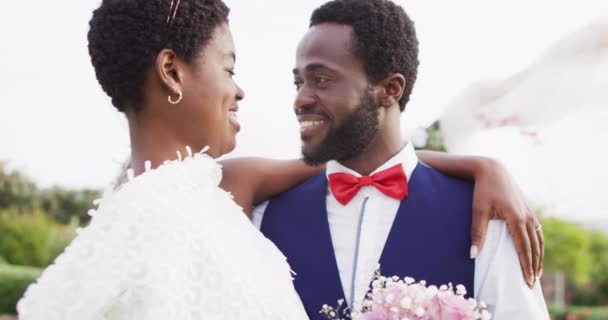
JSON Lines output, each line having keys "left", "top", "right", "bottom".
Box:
{"left": 17, "top": 152, "right": 222, "bottom": 320}
{"left": 17, "top": 194, "right": 144, "bottom": 320}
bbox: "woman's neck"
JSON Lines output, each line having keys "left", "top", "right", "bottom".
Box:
{"left": 127, "top": 113, "right": 187, "bottom": 176}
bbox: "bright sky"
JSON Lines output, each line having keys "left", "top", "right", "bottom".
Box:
{"left": 1, "top": 0, "right": 606, "bottom": 189}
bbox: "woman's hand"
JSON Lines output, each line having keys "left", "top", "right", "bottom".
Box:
{"left": 417, "top": 151, "right": 543, "bottom": 288}
{"left": 470, "top": 158, "right": 543, "bottom": 288}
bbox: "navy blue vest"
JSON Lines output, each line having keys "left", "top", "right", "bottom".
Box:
{"left": 261, "top": 163, "right": 475, "bottom": 320}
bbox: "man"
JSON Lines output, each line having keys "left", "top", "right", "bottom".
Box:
{"left": 253, "top": 0, "right": 549, "bottom": 318}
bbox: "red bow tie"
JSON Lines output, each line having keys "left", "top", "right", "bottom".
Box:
{"left": 328, "top": 164, "right": 409, "bottom": 205}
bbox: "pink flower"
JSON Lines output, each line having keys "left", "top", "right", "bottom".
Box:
{"left": 322, "top": 274, "right": 489, "bottom": 320}
{"left": 360, "top": 310, "right": 389, "bottom": 320}
{"left": 435, "top": 292, "right": 477, "bottom": 320}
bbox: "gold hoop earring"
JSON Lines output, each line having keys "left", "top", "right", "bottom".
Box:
{"left": 168, "top": 91, "right": 183, "bottom": 104}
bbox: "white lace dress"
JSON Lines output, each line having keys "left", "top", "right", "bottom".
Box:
{"left": 17, "top": 152, "right": 309, "bottom": 320}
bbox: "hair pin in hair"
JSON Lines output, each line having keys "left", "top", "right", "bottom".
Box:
{"left": 166, "top": 0, "right": 181, "bottom": 25}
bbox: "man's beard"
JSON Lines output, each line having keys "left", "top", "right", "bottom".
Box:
{"left": 302, "top": 93, "right": 379, "bottom": 165}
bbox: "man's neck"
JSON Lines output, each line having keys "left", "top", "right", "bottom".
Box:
{"left": 339, "top": 131, "right": 406, "bottom": 176}
{"left": 337, "top": 105, "right": 407, "bottom": 176}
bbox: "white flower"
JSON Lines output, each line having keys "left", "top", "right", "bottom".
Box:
{"left": 400, "top": 297, "right": 412, "bottom": 309}
{"left": 424, "top": 285, "right": 439, "bottom": 298}
{"left": 468, "top": 298, "right": 478, "bottom": 308}
{"left": 456, "top": 284, "right": 467, "bottom": 296}
{"left": 324, "top": 274, "right": 490, "bottom": 320}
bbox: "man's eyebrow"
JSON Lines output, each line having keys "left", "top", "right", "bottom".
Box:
{"left": 292, "top": 63, "right": 331, "bottom": 75}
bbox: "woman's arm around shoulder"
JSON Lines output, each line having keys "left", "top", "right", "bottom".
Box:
{"left": 220, "top": 158, "right": 324, "bottom": 215}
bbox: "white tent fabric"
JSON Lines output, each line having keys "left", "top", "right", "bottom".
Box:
{"left": 439, "top": 18, "right": 608, "bottom": 221}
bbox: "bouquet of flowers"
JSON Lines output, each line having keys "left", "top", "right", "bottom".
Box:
{"left": 321, "top": 272, "right": 491, "bottom": 320}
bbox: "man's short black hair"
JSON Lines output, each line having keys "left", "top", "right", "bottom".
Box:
{"left": 310, "top": 0, "right": 419, "bottom": 111}
{"left": 88, "top": 0, "right": 229, "bottom": 112}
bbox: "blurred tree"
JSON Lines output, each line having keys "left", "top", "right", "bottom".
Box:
{"left": 39, "top": 188, "right": 98, "bottom": 225}
{"left": 0, "top": 162, "right": 98, "bottom": 225}
{"left": 0, "top": 210, "right": 75, "bottom": 267}
{"left": 571, "top": 231, "right": 608, "bottom": 305}
{"left": 0, "top": 163, "right": 39, "bottom": 213}
{"left": 424, "top": 122, "right": 447, "bottom": 152}
{"left": 413, "top": 122, "right": 446, "bottom": 152}
{"left": 589, "top": 231, "right": 608, "bottom": 301}
{"left": 543, "top": 218, "right": 593, "bottom": 285}
{"left": 541, "top": 217, "right": 604, "bottom": 306}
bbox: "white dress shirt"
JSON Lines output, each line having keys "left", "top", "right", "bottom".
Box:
{"left": 252, "top": 143, "right": 549, "bottom": 319}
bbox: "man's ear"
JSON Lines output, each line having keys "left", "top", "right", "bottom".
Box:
{"left": 155, "top": 48, "right": 184, "bottom": 95}
{"left": 376, "top": 73, "right": 406, "bottom": 108}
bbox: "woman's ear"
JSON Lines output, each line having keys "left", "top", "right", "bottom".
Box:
{"left": 155, "top": 48, "right": 184, "bottom": 95}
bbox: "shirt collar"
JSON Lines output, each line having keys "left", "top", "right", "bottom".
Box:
{"left": 325, "top": 142, "right": 418, "bottom": 181}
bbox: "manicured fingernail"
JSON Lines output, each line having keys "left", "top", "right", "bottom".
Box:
{"left": 538, "top": 269, "right": 543, "bottom": 280}
{"left": 528, "top": 274, "right": 535, "bottom": 287}
{"left": 470, "top": 245, "right": 479, "bottom": 259}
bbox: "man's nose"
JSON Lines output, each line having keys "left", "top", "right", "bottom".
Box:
{"left": 294, "top": 85, "right": 317, "bottom": 113}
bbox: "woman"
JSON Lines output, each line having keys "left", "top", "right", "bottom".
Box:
{"left": 18, "top": 0, "right": 540, "bottom": 319}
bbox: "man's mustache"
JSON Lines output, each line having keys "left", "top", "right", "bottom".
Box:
{"left": 295, "top": 106, "right": 329, "bottom": 118}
